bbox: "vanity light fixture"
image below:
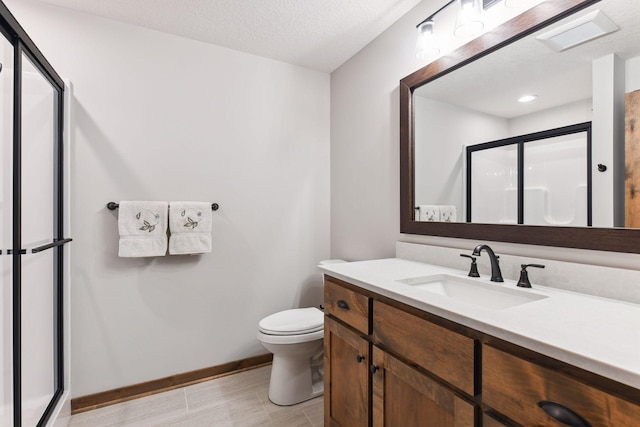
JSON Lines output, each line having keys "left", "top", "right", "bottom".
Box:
{"left": 518, "top": 94, "right": 537, "bottom": 103}
{"left": 415, "top": 0, "right": 485, "bottom": 59}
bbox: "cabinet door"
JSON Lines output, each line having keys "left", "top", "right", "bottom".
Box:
{"left": 325, "top": 318, "right": 369, "bottom": 427}
{"left": 371, "top": 346, "right": 475, "bottom": 427}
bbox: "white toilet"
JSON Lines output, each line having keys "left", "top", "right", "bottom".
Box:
{"left": 257, "top": 307, "right": 325, "bottom": 405}
{"left": 257, "top": 259, "right": 345, "bottom": 406}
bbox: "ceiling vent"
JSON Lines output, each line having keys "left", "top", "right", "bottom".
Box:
{"left": 536, "top": 10, "right": 619, "bottom": 52}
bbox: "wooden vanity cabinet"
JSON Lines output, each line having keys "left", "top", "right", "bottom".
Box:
{"left": 324, "top": 276, "right": 640, "bottom": 427}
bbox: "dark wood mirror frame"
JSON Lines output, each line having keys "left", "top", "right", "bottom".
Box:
{"left": 400, "top": 0, "right": 640, "bottom": 254}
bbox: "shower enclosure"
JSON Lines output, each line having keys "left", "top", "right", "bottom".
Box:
{"left": 467, "top": 123, "right": 592, "bottom": 226}
{"left": 1, "top": 3, "right": 70, "bottom": 426}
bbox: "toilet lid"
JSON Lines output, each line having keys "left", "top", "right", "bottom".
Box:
{"left": 258, "top": 307, "right": 323, "bottom": 336}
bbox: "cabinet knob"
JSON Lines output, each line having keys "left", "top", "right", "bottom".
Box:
{"left": 356, "top": 354, "right": 365, "bottom": 363}
{"left": 538, "top": 401, "right": 592, "bottom": 427}
{"left": 337, "top": 300, "right": 350, "bottom": 310}
{"left": 370, "top": 365, "right": 379, "bottom": 374}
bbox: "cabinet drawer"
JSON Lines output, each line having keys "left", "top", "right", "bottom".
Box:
{"left": 372, "top": 300, "right": 475, "bottom": 395}
{"left": 324, "top": 278, "right": 370, "bottom": 334}
{"left": 483, "top": 345, "right": 640, "bottom": 426}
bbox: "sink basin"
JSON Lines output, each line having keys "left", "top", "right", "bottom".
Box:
{"left": 396, "top": 274, "right": 548, "bottom": 310}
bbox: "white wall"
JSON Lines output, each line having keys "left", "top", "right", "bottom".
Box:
{"left": 592, "top": 54, "right": 625, "bottom": 227}
{"left": 414, "top": 96, "right": 508, "bottom": 214}
{"left": 508, "top": 99, "right": 592, "bottom": 137}
{"left": 330, "top": 1, "right": 640, "bottom": 268}
{"left": 626, "top": 55, "right": 640, "bottom": 93}
{"left": 331, "top": 0, "right": 436, "bottom": 261}
{"left": 6, "top": 0, "right": 330, "bottom": 398}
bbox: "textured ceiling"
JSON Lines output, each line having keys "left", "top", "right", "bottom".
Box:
{"left": 415, "top": 0, "right": 639, "bottom": 119}
{"left": 32, "top": 0, "right": 425, "bottom": 72}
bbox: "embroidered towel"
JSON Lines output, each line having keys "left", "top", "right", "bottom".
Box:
{"left": 440, "top": 205, "right": 457, "bottom": 222}
{"left": 168, "top": 202, "right": 212, "bottom": 255}
{"left": 118, "top": 201, "right": 168, "bottom": 257}
{"left": 418, "top": 205, "right": 440, "bottom": 222}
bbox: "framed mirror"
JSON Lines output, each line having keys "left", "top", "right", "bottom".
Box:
{"left": 400, "top": 0, "right": 640, "bottom": 253}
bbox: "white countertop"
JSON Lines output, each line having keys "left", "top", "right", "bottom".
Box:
{"left": 319, "top": 258, "right": 640, "bottom": 389}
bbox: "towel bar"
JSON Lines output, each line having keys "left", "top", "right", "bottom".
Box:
{"left": 107, "top": 202, "right": 219, "bottom": 211}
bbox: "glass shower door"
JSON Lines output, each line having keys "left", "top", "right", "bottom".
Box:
{"left": 523, "top": 132, "right": 589, "bottom": 226}
{"left": 1, "top": 31, "right": 14, "bottom": 427}
{"left": 20, "top": 52, "right": 58, "bottom": 427}
{"left": 469, "top": 144, "right": 518, "bottom": 224}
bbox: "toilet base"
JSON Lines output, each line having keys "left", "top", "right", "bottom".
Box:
{"left": 266, "top": 341, "right": 324, "bottom": 406}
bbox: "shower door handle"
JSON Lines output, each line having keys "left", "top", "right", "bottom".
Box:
{"left": 30, "top": 238, "right": 73, "bottom": 253}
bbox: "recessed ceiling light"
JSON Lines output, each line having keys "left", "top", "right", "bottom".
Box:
{"left": 536, "top": 10, "right": 619, "bottom": 52}
{"left": 518, "top": 95, "right": 537, "bottom": 103}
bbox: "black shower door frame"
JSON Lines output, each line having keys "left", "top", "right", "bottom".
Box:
{"left": 1, "top": 2, "right": 71, "bottom": 426}
{"left": 466, "top": 122, "right": 593, "bottom": 226}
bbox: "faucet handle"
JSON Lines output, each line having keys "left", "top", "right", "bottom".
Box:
{"left": 460, "top": 254, "right": 480, "bottom": 277}
{"left": 524, "top": 263, "right": 545, "bottom": 269}
{"left": 517, "top": 263, "right": 545, "bottom": 288}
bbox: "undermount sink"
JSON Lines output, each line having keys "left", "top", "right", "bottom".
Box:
{"left": 396, "top": 274, "right": 548, "bottom": 310}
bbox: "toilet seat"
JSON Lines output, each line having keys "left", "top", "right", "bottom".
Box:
{"left": 258, "top": 307, "right": 323, "bottom": 336}
{"left": 257, "top": 328, "right": 324, "bottom": 345}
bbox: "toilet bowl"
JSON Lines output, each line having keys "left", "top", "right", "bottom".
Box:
{"left": 257, "top": 259, "right": 346, "bottom": 406}
{"left": 257, "top": 307, "right": 325, "bottom": 405}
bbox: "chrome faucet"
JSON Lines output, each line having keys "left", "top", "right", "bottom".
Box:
{"left": 471, "top": 244, "right": 504, "bottom": 282}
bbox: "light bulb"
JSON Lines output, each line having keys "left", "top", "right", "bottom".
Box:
{"left": 455, "top": 0, "right": 484, "bottom": 37}
{"left": 416, "top": 20, "right": 440, "bottom": 59}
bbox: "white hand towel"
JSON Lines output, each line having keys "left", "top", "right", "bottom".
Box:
{"left": 118, "top": 201, "right": 168, "bottom": 257}
{"left": 418, "top": 205, "right": 440, "bottom": 222}
{"left": 439, "top": 205, "right": 457, "bottom": 222}
{"left": 168, "top": 202, "right": 212, "bottom": 255}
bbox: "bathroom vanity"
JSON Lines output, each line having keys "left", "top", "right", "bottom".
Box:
{"left": 321, "top": 259, "right": 640, "bottom": 427}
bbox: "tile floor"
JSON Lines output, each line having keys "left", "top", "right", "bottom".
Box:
{"left": 68, "top": 366, "right": 323, "bottom": 426}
